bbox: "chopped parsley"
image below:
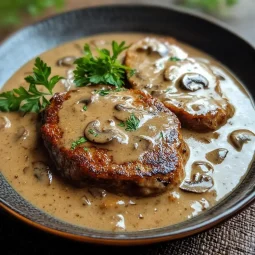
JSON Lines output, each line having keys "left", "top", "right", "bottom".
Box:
{"left": 128, "top": 68, "right": 137, "bottom": 78}
{"left": 118, "top": 122, "right": 125, "bottom": 127}
{"left": 120, "top": 113, "right": 140, "bottom": 132}
{"left": 169, "top": 56, "right": 181, "bottom": 62}
{"left": 94, "top": 87, "right": 127, "bottom": 97}
{"left": 83, "top": 105, "right": 87, "bottom": 111}
{"left": 88, "top": 129, "right": 98, "bottom": 137}
{"left": 95, "top": 89, "right": 111, "bottom": 96}
{"left": 160, "top": 131, "right": 164, "bottom": 139}
{"left": 71, "top": 137, "right": 87, "bottom": 150}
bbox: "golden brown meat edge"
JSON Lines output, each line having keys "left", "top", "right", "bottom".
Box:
{"left": 41, "top": 89, "right": 188, "bottom": 196}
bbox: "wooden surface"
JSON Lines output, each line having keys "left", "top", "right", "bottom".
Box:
{"left": 0, "top": 1, "right": 255, "bottom": 254}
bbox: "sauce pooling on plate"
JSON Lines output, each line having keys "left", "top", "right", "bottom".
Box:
{"left": 0, "top": 33, "right": 255, "bottom": 231}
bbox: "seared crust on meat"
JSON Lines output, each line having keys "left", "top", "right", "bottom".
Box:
{"left": 125, "top": 37, "right": 234, "bottom": 132}
{"left": 41, "top": 88, "right": 188, "bottom": 196}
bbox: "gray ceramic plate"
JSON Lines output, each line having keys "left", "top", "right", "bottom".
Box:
{"left": 0, "top": 4, "right": 255, "bottom": 245}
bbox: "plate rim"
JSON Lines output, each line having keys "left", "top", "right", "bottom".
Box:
{"left": 0, "top": 3, "right": 255, "bottom": 245}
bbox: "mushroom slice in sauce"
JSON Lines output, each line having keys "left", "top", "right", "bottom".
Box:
{"left": 180, "top": 73, "right": 209, "bottom": 92}
{"left": 88, "top": 187, "right": 107, "bottom": 198}
{"left": 229, "top": 129, "right": 255, "bottom": 151}
{"left": 180, "top": 173, "right": 214, "bottom": 193}
{"left": 191, "top": 161, "right": 214, "bottom": 175}
{"left": 84, "top": 120, "right": 128, "bottom": 144}
{"left": 16, "top": 126, "right": 29, "bottom": 140}
{"left": 114, "top": 103, "right": 150, "bottom": 121}
{"left": 72, "top": 98, "right": 92, "bottom": 112}
{"left": 56, "top": 56, "right": 77, "bottom": 67}
{"left": 205, "top": 148, "right": 229, "bottom": 164}
{"left": 32, "top": 162, "right": 52, "bottom": 186}
{"left": 81, "top": 195, "right": 92, "bottom": 206}
{"left": 136, "top": 37, "right": 170, "bottom": 57}
{"left": 0, "top": 116, "right": 11, "bottom": 129}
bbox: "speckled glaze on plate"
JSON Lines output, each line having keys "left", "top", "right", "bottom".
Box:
{"left": 0, "top": 4, "right": 255, "bottom": 245}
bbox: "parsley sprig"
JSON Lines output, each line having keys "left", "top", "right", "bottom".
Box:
{"left": 73, "top": 41, "right": 134, "bottom": 88}
{"left": 119, "top": 113, "right": 140, "bottom": 132}
{"left": 0, "top": 57, "right": 63, "bottom": 113}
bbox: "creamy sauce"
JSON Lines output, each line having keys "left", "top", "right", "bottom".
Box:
{"left": 126, "top": 37, "right": 231, "bottom": 117}
{"left": 58, "top": 87, "right": 179, "bottom": 164}
{"left": 0, "top": 33, "right": 255, "bottom": 231}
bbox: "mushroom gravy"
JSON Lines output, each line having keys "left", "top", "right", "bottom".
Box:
{"left": 0, "top": 33, "right": 255, "bottom": 231}
{"left": 59, "top": 87, "right": 181, "bottom": 164}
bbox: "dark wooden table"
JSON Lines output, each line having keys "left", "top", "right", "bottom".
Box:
{"left": 0, "top": 1, "right": 255, "bottom": 254}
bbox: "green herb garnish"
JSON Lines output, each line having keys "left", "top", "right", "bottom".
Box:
{"left": 160, "top": 131, "right": 164, "bottom": 139}
{"left": 94, "top": 87, "right": 127, "bottom": 97}
{"left": 118, "top": 122, "right": 125, "bottom": 127}
{"left": 71, "top": 137, "right": 87, "bottom": 150}
{"left": 120, "top": 113, "right": 140, "bottom": 132}
{"left": 89, "top": 129, "right": 98, "bottom": 137}
{"left": 169, "top": 56, "right": 181, "bottom": 62}
{"left": 73, "top": 41, "right": 134, "bottom": 88}
{"left": 83, "top": 105, "right": 87, "bottom": 111}
{"left": 128, "top": 69, "right": 137, "bottom": 78}
{"left": 0, "top": 57, "right": 63, "bottom": 113}
{"left": 95, "top": 89, "right": 111, "bottom": 97}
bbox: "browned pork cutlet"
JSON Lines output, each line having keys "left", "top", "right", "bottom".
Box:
{"left": 41, "top": 86, "right": 188, "bottom": 196}
{"left": 125, "top": 37, "right": 234, "bottom": 132}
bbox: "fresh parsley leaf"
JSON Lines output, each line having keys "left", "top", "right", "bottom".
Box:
{"left": 94, "top": 87, "right": 127, "bottom": 97}
{"left": 0, "top": 57, "right": 63, "bottom": 113}
{"left": 84, "top": 147, "right": 89, "bottom": 152}
{"left": 89, "top": 129, "right": 98, "bottom": 137}
{"left": 73, "top": 41, "right": 133, "bottom": 88}
{"left": 169, "top": 56, "right": 181, "bottom": 62}
{"left": 71, "top": 137, "right": 87, "bottom": 150}
{"left": 121, "top": 113, "right": 140, "bottom": 132}
{"left": 83, "top": 105, "right": 87, "bottom": 111}
{"left": 118, "top": 122, "right": 125, "bottom": 128}
{"left": 95, "top": 89, "right": 111, "bottom": 96}
{"left": 128, "top": 68, "right": 137, "bottom": 78}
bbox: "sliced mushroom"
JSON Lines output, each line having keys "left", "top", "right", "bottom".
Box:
{"left": 72, "top": 98, "right": 92, "bottom": 112}
{"left": 79, "top": 98, "right": 92, "bottom": 105}
{"left": 197, "top": 132, "right": 220, "bottom": 144}
{"left": 88, "top": 187, "right": 107, "bottom": 198}
{"left": 180, "top": 73, "right": 209, "bottom": 92}
{"left": 16, "top": 126, "right": 29, "bottom": 140}
{"left": 137, "top": 38, "right": 169, "bottom": 57}
{"left": 114, "top": 104, "right": 151, "bottom": 121}
{"left": 56, "top": 56, "right": 77, "bottom": 67}
{"left": 32, "top": 162, "right": 52, "bottom": 186}
{"left": 206, "top": 148, "right": 228, "bottom": 164}
{"left": 0, "top": 116, "right": 11, "bottom": 129}
{"left": 191, "top": 161, "right": 214, "bottom": 175}
{"left": 81, "top": 195, "right": 92, "bottom": 206}
{"left": 84, "top": 120, "right": 128, "bottom": 144}
{"left": 138, "top": 135, "right": 156, "bottom": 148}
{"left": 229, "top": 129, "right": 255, "bottom": 151}
{"left": 180, "top": 173, "right": 214, "bottom": 193}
